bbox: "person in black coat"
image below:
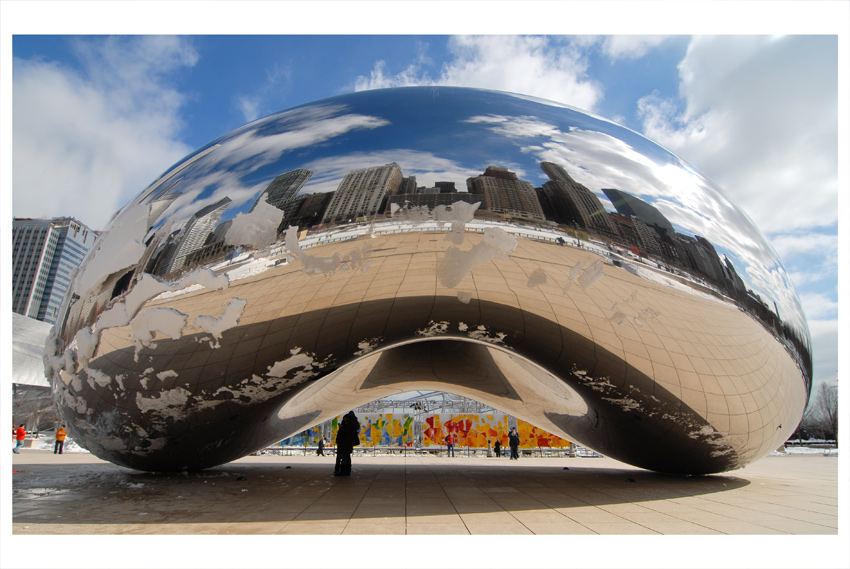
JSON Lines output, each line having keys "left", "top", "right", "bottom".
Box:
{"left": 508, "top": 427, "right": 520, "bottom": 460}
{"left": 334, "top": 411, "right": 361, "bottom": 476}
{"left": 493, "top": 439, "right": 501, "bottom": 457}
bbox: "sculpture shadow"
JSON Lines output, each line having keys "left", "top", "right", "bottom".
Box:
{"left": 12, "top": 456, "right": 751, "bottom": 532}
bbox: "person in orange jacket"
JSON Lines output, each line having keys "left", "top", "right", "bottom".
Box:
{"left": 54, "top": 425, "right": 67, "bottom": 454}
{"left": 13, "top": 424, "right": 26, "bottom": 454}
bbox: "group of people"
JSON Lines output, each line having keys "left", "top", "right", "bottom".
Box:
{"left": 12, "top": 424, "right": 67, "bottom": 454}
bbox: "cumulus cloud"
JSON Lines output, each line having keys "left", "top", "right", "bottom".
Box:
{"left": 637, "top": 36, "right": 838, "bottom": 234}
{"left": 13, "top": 36, "right": 198, "bottom": 230}
{"left": 354, "top": 35, "right": 603, "bottom": 112}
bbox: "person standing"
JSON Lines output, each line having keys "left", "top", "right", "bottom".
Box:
{"left": 13, "top": 424, "right": 26, "bottom": 454}
{"left": 493, "top": 439, "right": 501, "bottom": 457}
{"left": 445, "top": 433, "right": 455, "bottom": 457}
{"left": 54, "top": 425, "right": 67, "bottom": 454}
{"left": 508, "top": 427, "right": 520, "bottom": 460}
{"left": 334, "top": 411, "right": 360, "bottom": 476}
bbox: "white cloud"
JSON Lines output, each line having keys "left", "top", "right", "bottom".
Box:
{"left": 13, "top": 37, "right": 198, "bottom": 230}
{"left": 601, "top": 36, "right": 671, "bottom": 61}
{"left": 800, "top": 293, "right": 839, "bottom": 321}
{"left": 769, "top": 229, "right": 839, "bottom": 289}
{"left": 235, "top": 63, "right": 292, "bottom": 122}
{"left": 768, "top": 231, "right": 839, "bottom": 260}
{"left": 353, "top": 60, "right": 427, "bottom": 91}
{"left": 637, "top": 36, "right": 838, "bottom": 234}
{"left": 354, "top": 35, "right": 603, "bottom": 112}
{"left": 237, "top": 96, "right": 262, "bottom": 123}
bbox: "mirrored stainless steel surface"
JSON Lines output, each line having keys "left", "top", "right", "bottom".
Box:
{"left": 44, "top": 87, "right": 811, "bottom": 474}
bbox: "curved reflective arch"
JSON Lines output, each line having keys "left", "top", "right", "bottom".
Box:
{"left": 45, "top": 87, "right": 811, "bottom": 474}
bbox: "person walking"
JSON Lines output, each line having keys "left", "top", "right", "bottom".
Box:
{"left": 508, "top": 427, "right": 520, "bottom": 460}
{"left": 493, "top": 439, "right": 501, "bottom": 457}
{"left": 13, "top": 424, "right": 26, "bottom": 454}
{"left": 317, "top": 436, "right": 325, "bottom": 456}
{"left": 334, "top": 411, "right": 360, "bottom": 476}
{"left": 54, "top": 425, "right": 67, "bottom": 454}
{"left": 445, "top": 433, "right": 455, "bottom": 457}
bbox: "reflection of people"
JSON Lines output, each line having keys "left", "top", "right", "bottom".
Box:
{"left": 54, "top": 425, "right": 67, "bottom": 454}
{"left": 445, "top": 433, "right": 455, "bottom": 457}
{"left": 334, "top": 411, "right": 360, "bottom": 476}
{"left": 493, "top": 439, "right": 501, "bottom": 457}
{"left": 317, "top": 436, "right": 325, "bottom": 456}
{"left": 509, "top": 427, "right": 520, "bottom": 460}
{"left": 13, "top": 424, "right": 26, "bottom": 454}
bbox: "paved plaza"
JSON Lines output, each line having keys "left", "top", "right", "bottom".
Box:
{"left": 7, "top": 449, "right": 847, "bottom": 569}
{"left": 11, "top": 449, "right": 839, "bottom": 536}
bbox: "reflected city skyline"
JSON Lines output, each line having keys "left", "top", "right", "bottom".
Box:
{"left": 123, "top": 150, "right": 810, "bottom": 393}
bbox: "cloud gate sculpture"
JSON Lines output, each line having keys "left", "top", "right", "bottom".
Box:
{"left": 44, "top": 87, "right": 811, "bottom": 475}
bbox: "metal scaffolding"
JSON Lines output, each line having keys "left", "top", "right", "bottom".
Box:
{"left": 354, "top": 391, "right": 498, "bottom": 415}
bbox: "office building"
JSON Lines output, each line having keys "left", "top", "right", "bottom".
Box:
{"left": 540, "top": 162, "right": 618, "bottom": 236}
{"left": 251, "top": 169, "right": 314, "bottom": 212}
{"left": 12, "top": 217, "right": 96, "bottom": 325}
{"left": 322, "top": 163, "right": 403, "bottom": 224}
{"left": 466, "top": 166, "right": 545, "bottom": 221}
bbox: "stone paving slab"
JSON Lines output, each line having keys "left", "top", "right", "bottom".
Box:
{"left": 10, "top": 450, "right": 841, "bottom": 536}
{"left": 6, "top": 449, "right": 848, "bottom": 568}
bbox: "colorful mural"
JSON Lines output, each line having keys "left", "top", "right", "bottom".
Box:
{"left": 280, "top": 413, "right": 570, "bottom": 449}
{"left": 357, "top": 414, "right": 414, "bottom": 447}
{"left": 279, "top": 425, "right": 323, "bottom": 447}
{"left": 325, "top": 414, "right": 414, "bottom": 447}
{"left": 423, "top": 414, "right": 571, "bottom": 449}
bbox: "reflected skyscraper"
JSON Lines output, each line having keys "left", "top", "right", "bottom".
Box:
{"left": 540, "top": 162, "right": 618, "bottom": 236}
{"left": 157, "top": 197, "right": 231, "bottom": 275}
{"left": 602, "top": 187, "right": 675, "bottom": 234}
{"left": 322, "top": 162, "right": 403, "bottom": 224}
{"left": 251, "top": 168, "right": 313, "bottom": 212}
{"left": 467, "top": 166, "right": 544, "bottom": 221}
{"left": 280, "top": 191, "right": 335, "bottom": 231}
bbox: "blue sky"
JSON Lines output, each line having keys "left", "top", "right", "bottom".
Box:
{"left": 3, "top": 3, "right": 845, "bottom": 397}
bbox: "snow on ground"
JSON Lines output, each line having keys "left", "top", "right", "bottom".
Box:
{"left": 25, "top": 438, "right": 90, "bottom": 453}
{"left": 225, "top": 257, "right": 282, "bottom": 282}
{"left": 776, "top": 446, "right": 839, "bottom": 456}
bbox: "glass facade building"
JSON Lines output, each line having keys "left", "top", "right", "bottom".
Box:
{"left": 12, "top": 217, "right": 96, "bottom": 326}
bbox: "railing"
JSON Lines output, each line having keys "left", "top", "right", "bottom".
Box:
{"left": 259, "top": 445, "right": 602, "bottom": 458}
